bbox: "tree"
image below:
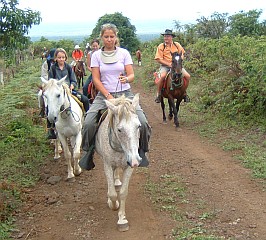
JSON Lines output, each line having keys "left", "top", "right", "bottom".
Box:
{"left": 0, "top": 0, "right": 41, "bottom": 65}
{"left": 195, "top": 12, "right": 229, "bottom": 39}
{"left": 228, "top": 9, "right": 265, "bottom": 37}
{"left": 90, "top": 12, "right": 140, "bottom": 52}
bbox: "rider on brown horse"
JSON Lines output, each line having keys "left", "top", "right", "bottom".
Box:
{"left": 154, "top": 29, "right": 190, "bottom": 103}
{"left": 71, "top": 45, "right": 86, "bottom": 75}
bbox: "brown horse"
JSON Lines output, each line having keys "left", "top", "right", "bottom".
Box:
{"left": 136, "top": 50, "right": 142, "bottom": 66}
{"left": 159, "top": 51, "right": 189, "bottom": 127}
{"left": 74, "top": 60, "right": 85, "bottom": 89}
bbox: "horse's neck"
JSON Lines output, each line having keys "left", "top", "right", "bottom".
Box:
{"left": 108, "top": 122, "right": 123, "bottom": 152}
{"left": 60, "top": 88, "right": 71, "bottom": 111}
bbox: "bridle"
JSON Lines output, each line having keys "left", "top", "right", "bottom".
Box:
{"left": 169, "top": 52, "right": 183, "bottom": 89}
{"left": 59, "top": 85, "right": 81, "bottom": 122}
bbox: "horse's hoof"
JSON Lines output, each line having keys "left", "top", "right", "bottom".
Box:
{"left": 163, "top": 121, "right": 167, "bottom": 125}
{"left": 66, "top": 177, "right": 75, "bottom": 182}
{"left": 108, "top": 199, "right": 119, "bottom": 210}
{"left": 74, "top": 168, "right": 82, "bottom": 176}
{"left": 54, "top": 155, "right": 60, "bottom": 160}
{"left": 117, "top": 222, "right": 129, "bottom": 232}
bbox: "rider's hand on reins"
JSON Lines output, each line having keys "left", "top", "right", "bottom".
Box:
{"left": 118, "top": 73, "right": 128, "bottom": 84}
{"left": 70, "top": 84, "right": 74, "bottom": 93}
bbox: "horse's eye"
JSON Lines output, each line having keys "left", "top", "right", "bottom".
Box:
{"left": 117, "top": 128, "right": 122, "bottom": 132}
{"left": 57, "top": 94, "right": 60, "bottom": 98}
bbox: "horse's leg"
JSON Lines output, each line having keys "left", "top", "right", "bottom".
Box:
{"left": 54, "top": 138, "right": 60, "bottom": 160}
{"left": 57, "top": 140, "right": 63, "bottom": 154}
{"left": 71, "top": 134, "right": 82, "bottom": 176}
{"left": 77, "top": 76, "right": 80, "bottom": 89}
{"left": 168, "top": 97, "right": 178, "bottom": 127}
{"left": 168, "top": 98, "right": 173, "bottom": 121}
{"left": 114, "top": 168, "right": 122, "bottom": 192}
{"left": 117, "top": 167, "right": 134, "bottom": 232}
{"left": 59, "top": 134, "right": 74, "bottom": 180}
{"left": 174, "top": 99, "right": 182, "bottom": 127}
{"left": 161, "top": 97, "right": 167, "bottom": 124}
{"left": 104, "top": 163, "right": 119, "bottom": 211}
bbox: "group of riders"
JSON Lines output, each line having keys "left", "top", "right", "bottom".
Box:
{"left": 38, "top": 27, "right": 190, "bottom": 170}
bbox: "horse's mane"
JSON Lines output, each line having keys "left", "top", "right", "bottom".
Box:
{"left": 43, "top": 79, "right": 71, "bottom": 95}
{"left": 43, "top": 78, "right": 56, "bottom": 91}
{"left": 62, "top": 83, "right": 71, "bottom": 95}
{"left": 108, "top": 95, "right": 136, "bottom": 127}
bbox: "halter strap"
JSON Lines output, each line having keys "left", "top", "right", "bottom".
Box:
{"left": 59, "top": 86, "right": 71, "bottom": 113}
{"left": 108, "top": 122, "right": 124, "bottom": 152}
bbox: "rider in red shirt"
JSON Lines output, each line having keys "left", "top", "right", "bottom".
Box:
{"left": 71, "top": 45, "right": 86, "bottom": 75}
{"left": 72, "top": 45, "right": 84, "bottom": 60}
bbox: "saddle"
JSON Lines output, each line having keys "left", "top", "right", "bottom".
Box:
{"left": 71, "top": 94, "right": 85, "bottom": 112}
{"left": 97, "top": 109, "right": 108, "bottom": 127}
{"left": 87, "top": 82, "right": 98, "bottom": 103}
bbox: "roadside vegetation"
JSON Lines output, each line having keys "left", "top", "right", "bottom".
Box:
{"left": 0, "top": 1, "right": 265, "bottom": 239}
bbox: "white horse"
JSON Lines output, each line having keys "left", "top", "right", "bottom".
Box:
{"left": 41, "top": 76, "right": 83, "bottom": 180}
{"left": 38, "top": 87, "right": 63, "bottom": 154}
{"left": 95, "top": 94, "right": 142, "bottom": 231}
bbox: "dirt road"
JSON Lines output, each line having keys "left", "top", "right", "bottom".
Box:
{"left": 14, "top": 75, "right": 266, "bottom": 240}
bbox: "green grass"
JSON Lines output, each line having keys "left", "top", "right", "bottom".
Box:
{"left": 0, "top": 59, "right": 53, "bottom": 239}
{"left": 138, "top": 64, "right": 266, "bottom": 239}
{"left": 1, "top": 55, "right": 265, "bottom": 239}
{"left": 144, "top": 173, "right": 224, "bottom": 239}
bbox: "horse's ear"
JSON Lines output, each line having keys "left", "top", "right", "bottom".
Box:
{"left": 132, "top": 93, "right": 140, "bottom": 108}
{"left": 41, "top": 77, "right": 48, "bottom": 85}
{"left": 105, "top": 99, "right": 118, "bottom": 114}
{"left": 57, "top": 75, "right": 67, "bottom": 85}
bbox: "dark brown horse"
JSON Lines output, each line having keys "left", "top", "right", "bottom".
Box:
{"left": 74, "top": 60, "right": 85, "bottom": 89}
{"left": 159, "top": 51, "right": 189, "bottom": 127}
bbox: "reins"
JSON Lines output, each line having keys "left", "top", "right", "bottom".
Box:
{"left": 169, "top": 52, "right": 183, "bottom": 90}
{"left": 114, "top": 79, "right": 123, "bottom": 98}
{"left": 59, "top": 86, "right": 81, "bottom": 122}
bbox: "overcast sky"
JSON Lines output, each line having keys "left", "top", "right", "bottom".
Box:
{"left": 19, "top": 0, "right": 266, "bottom": 25}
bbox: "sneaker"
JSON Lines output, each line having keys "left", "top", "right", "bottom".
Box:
{"left": 47, "top": 128, "right": 56, "bottom": 139}
{"left": 154, "top": 95, "right": 161, "bottom": 103}
{"left": 183, "top": 95, "right": 190, "bottom": 103}
{"left": 38, "top": 108, "right": 46, "bottom": 118}
{"left": 79, "top": 149, "right": 95, "bottom": 170}
{"left": 138, "top": 149, "right": 149, "bottom": 167}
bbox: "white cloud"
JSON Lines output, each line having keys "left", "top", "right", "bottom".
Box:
{"left": 18, "top": 0, "right": 266, "bottom": 24}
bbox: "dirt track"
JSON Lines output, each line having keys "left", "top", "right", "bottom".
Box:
{"left": 14, "top": 70, "right": 266, "bottom": 240}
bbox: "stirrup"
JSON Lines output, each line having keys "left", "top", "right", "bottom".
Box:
{"left": 47, "top": 129, "right": 56, "bottom": 139}
{"left": 155, "top": 95, "right": 161, "bottom": 103}
{"left": 183, "top": 95, "right": 190, "bottom": 103}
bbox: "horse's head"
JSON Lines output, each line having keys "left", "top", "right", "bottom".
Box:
{"left": 41, "top": 76, "right": 68, "bottom": 123}
{"left": 171, "top": 51, "right": 183, "bottom": 79}
{"left": 106, "top": 94, "right": 142, "bottom": 168}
